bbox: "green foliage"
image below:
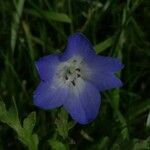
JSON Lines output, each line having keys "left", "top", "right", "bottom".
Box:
{"left": 55, "top": 108, "right": 75, "bottom": 140}
{"left": 11, "top": 0, "right": 25, "bottom": 52}
{"left": 48, "top": 139, "right": 67, "bottom": 150}
{"left": 41, "top": 11, "right": 72, "bottom": 23}
{"left": 95, "top": 37, "right": 113, "bottom": 54}
{"left": 0, "top": 101, "right": 38, "bottom": 150}
{"left": 0, "top": 0, "right": 150, "bottom": 149}
{"left": 26, "top": 9, "right": 72, "bottom": 23}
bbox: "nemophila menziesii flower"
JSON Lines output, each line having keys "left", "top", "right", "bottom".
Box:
{"left": 33, "top": 33, "right": 123, "bottom": 124}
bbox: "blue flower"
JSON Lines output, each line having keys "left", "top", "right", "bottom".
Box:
{"left": 33, "top": 33, "right": 123, "bottom": 124}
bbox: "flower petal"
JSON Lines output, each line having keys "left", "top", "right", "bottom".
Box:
{"left": 33, "top": 81, "right": 67, "bottom": 109}
{"left": 63, "top": 80, "right": 101, "bottom": 124}
{"left": 89, "top": 55, "right": 124, "bottom": 73}
{"left": 89, "top": 71, "right": 123, "bottom": 91}
{"left": 61, "top": 32, "right": 96, "bottom": 61}
{"left": 92, "top": 73, "right": 123, "bottom": 91}
{"left": 35, "top": 54, "right": 60, "bottom": 82}
{"left": 85, "top": 55, "right": 123, "bottom": 91}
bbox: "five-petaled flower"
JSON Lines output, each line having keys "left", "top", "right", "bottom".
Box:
{"left": 33, "top": 33, "right": 124, "bottom": 124}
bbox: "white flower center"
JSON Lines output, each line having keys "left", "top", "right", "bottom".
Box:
{"left": 55, "top": 56, "right": 90, "bottom": 90}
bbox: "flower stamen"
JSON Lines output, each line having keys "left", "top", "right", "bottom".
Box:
{"left": 56, "top": 56, "right": 89, "bottom": 88}
{"left": 71, "top": 80, "right": 76, "bottom": 86}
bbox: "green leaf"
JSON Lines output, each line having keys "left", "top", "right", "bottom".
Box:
{"left": 133, "top": 138, "right": 150, "bottom": 150}
{"left": 55, "top": 109, "right": 69, "bottom": 139}
{"left": 129, "top": 99, "right": 150, "bottom": 121}
{"left": 42, "top": 11, "right": 72, "bottom": 23}
{"left": 94, "top": 37, "right": 113, "bottom": 53}
{"left": 26, "top": 8, "right": 72, "bottom": 23}
{"left": 0, "top": 101, "right": 38, "bottom": 150}
{"left": 0, "top": 100, "right": 21, "bottom": 133}
{"left": 18, "top": 132, "right": 39, "bottom": 150}
{"left": 32, "top": 134, "right": 39, "bottom": 149}
{"left": 11, "top": 0, "right": 25, "bottom": 53}
{"left": 146, "top": 111, "right": 150, "bottom": 128}
{"left": 105, "top": 93, "right": 129, "bottom": 139}
{"left": 55, "top": 108, "right": 76, "bottom": 140}
{"left": 97, "top": 137, "right": 109, "bottom": 150}
{"left": 48, "top": 139, "right": 67, "bottom": 150}
{"left": 25, "top": 5, "right": 68, "bottom": 38}
{"left": 6, "top": 106, "right": 21, "bottom": 132}
{"left": 0, "top": 101, "right": 7, "bottom": 121}
{"left": 23, "top": 112, "right": 36, "bottom": 133}
{"left": 22, "top": 21, "right": 35, "bottom": 61}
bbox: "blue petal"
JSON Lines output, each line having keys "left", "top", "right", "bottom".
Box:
{"left": 33, "top": 81, "right": 67, "bottom": 109}
{"left": 90, "top": 72, "right": 123, "bottom": 91}
{"left": 89, "top": 55, "right": 124, "bottom": 73}
{"left": 63, "top": 81, "right": 101, "bottom": 124}
{"left": 85, "top": 55, "right": 123, "bottom": 91}
{"left": 60, "top": 32, "right": 96, "bottom": 61}
{"left": 35, "top": 54, "right": 60, "bottom": 82}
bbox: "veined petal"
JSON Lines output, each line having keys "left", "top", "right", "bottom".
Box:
{"left": 89, "top": 55, "right": 124, "bottom": 73}
{"left": 88, "top": 71, "right": 123, "bottom": 91}
{"left": 61, "top": 32, "right": 96, "bottom": 61}
{"left": 63, "top": 80, "right": 101, "bottom": 124}
{"left": 33, "top": 81, "right": 67, "bottom": 109}
{"left": 35, "top": 54, "right": 60, "bottom": 81}
{"left": 85, "top": 55, "right": 123, "bottom": 91}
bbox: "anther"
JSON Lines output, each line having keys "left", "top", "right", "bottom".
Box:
{"left": 77, "top": 74, "right": 81, "bottom": 78}
{"left": 65, "top": 75, "right": 68, "bottom": 80}
{"left": 73, "top": 60, "right": 77, "bottom": 62}
{"left": 75, "top": 68, "right": 80, "bottom": 72}
{"left": 71, "top": 80, "right": 76, "bottom": 86}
